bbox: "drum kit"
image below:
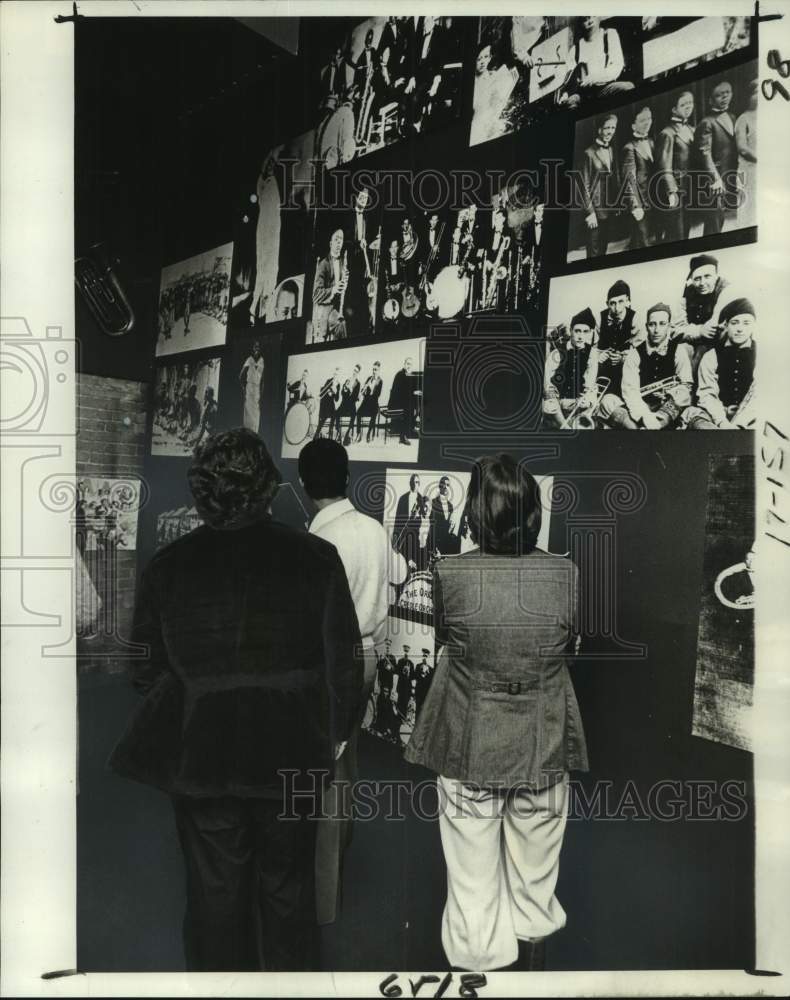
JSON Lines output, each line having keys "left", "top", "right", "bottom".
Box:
{"left": 283, "top": 397, "right": 317, "bottom": 444}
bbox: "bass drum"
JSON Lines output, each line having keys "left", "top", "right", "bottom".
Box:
{"left": 284, "top": 398, "right": 317, "bottom": 445}
{"left": 431, "top": 266, "right": 469, "bottom": 320}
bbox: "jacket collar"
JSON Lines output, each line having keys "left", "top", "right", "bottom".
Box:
{"left": 310, "top": 497, "right": 355, "bottom": 533}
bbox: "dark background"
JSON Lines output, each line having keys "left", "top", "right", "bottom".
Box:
{"left": 75, "top": 15, "right": 755, "bottom": 973}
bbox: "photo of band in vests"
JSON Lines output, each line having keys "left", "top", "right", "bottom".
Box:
{"left": 151, "top": 356, "right": 222, "bottom": 456}
{"left": 306, "top": 15, "right": 466, "bottom": 168}
{"left": 567, "top": 60, "right": 758, "bottom": 261}
{"left": 544, "top": 243, "right": 756, "bottom": 431}
{"left": 281, "top": 337, "right": 424, "bottom": 462}
{"left": 470, "top": 16, "right": 642, "bottom": 147}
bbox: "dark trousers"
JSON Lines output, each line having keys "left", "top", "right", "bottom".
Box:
{"left": 172, "top": 794, "right": 319, "bottom": 972}
{"left": 585, "top": 214, "right": 615, "bottom": 258}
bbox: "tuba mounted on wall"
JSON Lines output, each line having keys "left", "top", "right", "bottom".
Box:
{"left": 75, "top": 243, "right": 136, "bottom": 337}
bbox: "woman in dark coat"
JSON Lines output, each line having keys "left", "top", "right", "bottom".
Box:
{"left": 405, "top": 455, "right": 588, "bottom": 972}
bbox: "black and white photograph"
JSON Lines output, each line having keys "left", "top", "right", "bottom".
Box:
{"left": 567, "top": 60, "right": 758, "bottom": 262}
{"left": 470, "top": 16, "right": 641, "bottom": 147}
{"left": 692, "top": 454, "right": 754, "bottom": 752}
{"left": 8, "top": 4, "right": 790, "bottom": 995}
{"left": 225, "top": 333, "right": 279, "bottom": 438}
{"left": 545, "top": 243, "right": 757, "bottom": 430}
{"left": 642, "top": 16, "right": 752, "bottom": 82}
{"left": 362, "top": 614, "right": 436, "bottom": 749}
{"left": 75, "top": 477, "right": 141, "bottom": 552}
{"left": 229, "top": 130, "right": 314, "bottom": 329}
{"left": 383, "top": 468, "right": 554, "bottom": 618}
{"left": 306, "top": 184, "right": 384, "bottom": 344}
{"left": 308, "top": 15, "right": 466, "bottom": 166}
{"left": 385, "top": 469, "right": 474, "bottom": 617}
{"left": 155, "top": 243, "right": 232, "bottom": 356}
{"left": 281, "top": 337, "right": 424, "bottom": 462}
{"left": 151, "top": 356, "right": 222, "bottom": 456}
{"left": 155, "top": 504, "right": 202, "bottom": 550}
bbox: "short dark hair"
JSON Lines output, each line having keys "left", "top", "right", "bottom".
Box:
{"left": 465, "top": 454, "right": 542, "bottom": 555}
{"left": 299, "top": 439, "right": 348, "bottom": 500}
{"left": 188, "top": 428, "right": 281, "bottom": 529}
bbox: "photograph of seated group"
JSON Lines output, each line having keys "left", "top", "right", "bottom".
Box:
{"left": 30, "top": 3, "right": 784, "bottom": 997}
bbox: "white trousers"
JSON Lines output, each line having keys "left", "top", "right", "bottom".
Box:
{"left": 437, "top": 773, "right": 569, "bottom": 971}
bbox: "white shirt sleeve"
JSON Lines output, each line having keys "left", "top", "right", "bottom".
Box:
{"left": 696, "top": 348, "right": 727, "bottom": 425}
{"left": 622, "top": 348, "right": 650, "bottom": 423}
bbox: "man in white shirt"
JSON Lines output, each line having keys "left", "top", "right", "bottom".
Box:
{"left": 298, "top": 438, "right": 408, "bottom": 924}
{"left": 560, "top": 16, "right": 634, "bottom": 110}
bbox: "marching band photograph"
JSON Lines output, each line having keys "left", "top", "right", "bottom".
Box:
{"left": 362, "top": 614, "right": 437, "bottom": 749}
{"left": 281, "top": 338, "right": 424, "bottom": 462}
{"left": 470, "top": 16, "right": 641, "bottom": 147}
{"left": 309, "top": 15, "right": 466, "bottom": 167}
{"left": 545, "top": 245, "right": 756, "bottom": 430}
{"left": 642, "top": 16, "right": 752, "bottom": 82}
{"left": 155, "top": 243, "right": 232, "bottom": 356}
{"left": 567, "top": 61, "right": 758, "bottom": 261}
{"left": 151, "top": 357, "right": 222, "bottom": 456}
{"left": 75, "top": 478, "right": 141, "bottom": 552}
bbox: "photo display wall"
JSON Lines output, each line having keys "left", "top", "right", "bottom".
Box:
{"left": 141, "top": 14, "right": 759, "bottom": 753}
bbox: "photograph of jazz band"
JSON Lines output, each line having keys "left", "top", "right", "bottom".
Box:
{"left": 383, "top": 468, "right": 553, "bottom": 618}
{"left": 156, "top": 243, "right": 232, "bottom": 357}
{"left": 544, "top": 246, "right": 756, "bottom": 431}
{"left": 470, "top": 16, "right": 641, "bottom": 147}
{"left": 304, "top": 172, "right": 551, "bottom": 336}
{"left": 362, "top": 615, "right": 437, "bottom": 749}
{"left": 642, "top": 16, "right": 752, "bottom": 82}
{"left": 567, "top": 61, "right": 758, "bottom": 261}
{"left": 309, "top": 15, "right": 466, "bottom": 168}
{"left": 229, "top": 131, "right": 313, "bottom": 328}
{"left": 281, "top": 338, "right": 424, "bottom": 462}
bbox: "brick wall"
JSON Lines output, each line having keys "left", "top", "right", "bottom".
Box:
{"left": 76, "top": 373, "right": 148, "bottom": 674}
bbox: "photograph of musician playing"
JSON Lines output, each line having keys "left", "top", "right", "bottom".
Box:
{"left": 598, "top": 302, "right": 692, "bottom": 430}
{"left": 314, "top": 367, "right": 343, "bottom": 441}
{"left": 543, "top": 309, "right": 597, "bottom": 430}
{"left": 683, "top": 298, "right": 756, "bottom": 429}
{"left": 310, "top": 228, "right": 348, "bottom": 343}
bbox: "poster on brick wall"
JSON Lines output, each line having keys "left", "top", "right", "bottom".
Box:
{"left": 76, "top": 477, "right": 141, "bottom": 551}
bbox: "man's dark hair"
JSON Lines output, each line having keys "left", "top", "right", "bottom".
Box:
{"left": 465, "top": 454, "right": 542, "bottom": 555}
{"left": 299, "top": 439, "right": 349, "bottom": 500}
{"left": 187, "top": 427, "right": 282, "bottom": 529}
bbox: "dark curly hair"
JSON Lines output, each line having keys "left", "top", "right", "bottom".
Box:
{"left": 187, "top": 428, "right": 282, "bottom": 529}
{"left": 465, "top": 454, "right": 542, "bottom": 555}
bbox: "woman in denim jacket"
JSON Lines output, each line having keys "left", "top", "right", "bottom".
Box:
{"left": 405, "top": 455, "right": 588, "bottom": 972}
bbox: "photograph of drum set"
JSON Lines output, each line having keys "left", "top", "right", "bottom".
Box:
{"left": 544, "top": 245, "right": 757, "bottom": 431}
{"left": 310, "top": 15, "right": 465, "bottom": 168}
{"left": 281, "top": 338, "right": 424, "bottom": 462}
